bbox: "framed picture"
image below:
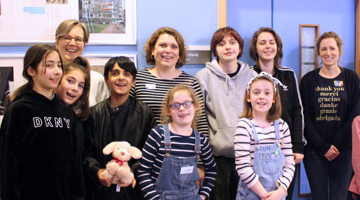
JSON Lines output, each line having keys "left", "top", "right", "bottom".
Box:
{"left": 0, "top": 54, "right": 25, "bottom": 123}
{"left": 83, "top": 54, "right": 137, "bottom": 76}
{"left": 0, "top": 54, "right": 26, "bottom": 97}
{"left": 299, "top": 24, "right": 319, "bottom": 80}
{"left": 0, "top": 0, "right": 136, "bottom": 45}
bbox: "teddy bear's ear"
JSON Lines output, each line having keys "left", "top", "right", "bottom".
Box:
{"left": 103, "top": 142, "right": 115, "bottom": 155}
{"left": 129, "top": 146, "right": 142, "bottom": 159}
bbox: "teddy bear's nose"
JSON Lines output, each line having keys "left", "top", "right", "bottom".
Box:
{"left": 121, "top": 152, "right": 125, "bottom": 156}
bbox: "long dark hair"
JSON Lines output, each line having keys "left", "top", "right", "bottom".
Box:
{"left": 11, "top": 44, "right": 62, "bottom": 102}
{"left": 59, "top": 56, "right": 91, "bottom": 121}
{"left": 249, "top": 27, "right": 283, "bottom": 68}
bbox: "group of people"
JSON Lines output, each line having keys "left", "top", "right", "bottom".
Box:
{"left": 0, "top": 18, "right": 359, "bottom": 200}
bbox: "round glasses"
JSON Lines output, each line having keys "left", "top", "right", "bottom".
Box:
{"left": 61, "top": 35, "right": 84, "bottom": 44}
{"left": 169, "top": 101, "right": 194, "bottom": 110}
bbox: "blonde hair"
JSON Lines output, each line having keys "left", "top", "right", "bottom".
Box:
{"left": 55, "top": 19, "right": 90, "bottom": 44}
{"left": 315, "top": 31, "right": 343, "bottom": 58}
{"left": 160, "top": 84, "right": 201, "bottom": 129}
{"left": 241, "top": 76, "right": 282, "bottom": 122}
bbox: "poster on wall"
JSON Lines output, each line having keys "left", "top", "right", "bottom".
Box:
{"left": 0, "top": 67, "right": 13, "bottom": 116}
{"left": 83, "top": 54, "right": 137, "bottom": 75}
{"left": 0, "top": 0, "right": 136, "bottom": 45}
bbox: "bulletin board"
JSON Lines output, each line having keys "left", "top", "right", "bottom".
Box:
{"left": 0, "top": 0, "right": 136, "bottom": 45}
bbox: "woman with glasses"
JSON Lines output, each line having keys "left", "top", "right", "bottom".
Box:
{"left": 55, "top": 19, "right": 109, "bottom": 107}
{"left": 55, "top": 19, "right": 108, "bottom": 200}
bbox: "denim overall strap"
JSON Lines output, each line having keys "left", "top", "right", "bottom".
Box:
{"left": 163, "top": 124, "right": 171, "bottom": 156}
{"left": 236, "top": 119, "right": 286, "bottom": 200}
{"left": 248, "top": 119, "right": 260, "bottom": 147}
{"left": 155, "top": 125, "right": 201, "bottom": 199}
{"left": 274, "top": 120, "right": 280, "bottom": 143}
{"left": 194, "top": 129, "right": 201, "bottom": 159}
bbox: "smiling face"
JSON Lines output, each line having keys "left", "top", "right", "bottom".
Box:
{"left": 319, "top": 38, "right": 341, "bottom": 68}
{"left": 55, "top": 25, "right": 85, "bottom": 63}
{"left": 56, "top": 68, "right": 85, "bottom": 105}
{"left": 106, "top": 63, "right": 135, "bottom": 97}
{"left": 152, "top": 33, "right": 180, "bottom": 69}
{"left": 216, "top": 35, "right": 240, "bottom": 63}
{"left": 256, "top": 32, "right": 277, "bottom": 64}
{"left": 247, "top": 79, "right": 275, "bottom": 117}
{"left": 166, "top": 90, "right": 197, "bottom": 127}
{"left": 28, "top": 51, "right": 63, "bottom": 97}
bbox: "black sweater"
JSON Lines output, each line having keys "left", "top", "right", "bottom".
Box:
{"left": 0, "top": 90, "right": 85, "bottom": 200}
{"left": 300, "top": 67, "right": 360, "bottom": 154}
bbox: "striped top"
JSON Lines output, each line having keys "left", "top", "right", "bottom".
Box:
{"left": 130, "top": 68, "right": 209, "bottom": 138}
{"left": 234, "top": 118, "right": 295, "bottom": 190}
{"left": 137, "top": 125, "right": 217, "bottom": 200}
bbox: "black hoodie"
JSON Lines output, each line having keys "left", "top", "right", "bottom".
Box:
{"left": 0, "top": 90, "right": 85, "bottom": 200}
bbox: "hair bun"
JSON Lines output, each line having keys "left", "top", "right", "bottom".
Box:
{"left": 74, "top": 56, "right": 87, "bottom": 67}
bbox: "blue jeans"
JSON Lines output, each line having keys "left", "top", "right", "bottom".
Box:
{"left": 210, "top": 156, "right": 239, "bottom": 200}
{"left": 304, "top": 146, "right": 352, "bottom": 200}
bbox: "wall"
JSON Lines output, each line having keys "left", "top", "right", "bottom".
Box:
{"left": 228, "top": 0, "right": 355, "bottom": 77}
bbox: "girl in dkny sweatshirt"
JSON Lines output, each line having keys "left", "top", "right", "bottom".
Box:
{"left": 195, "top": 27, "right": 256, "bottom": 200}
{"left": 0, "top": 45, "right": 84, "bottom": 200}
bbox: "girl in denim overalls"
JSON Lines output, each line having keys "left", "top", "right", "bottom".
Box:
{"left": 138, "top": 84, "right": 217, "bottom": 200}
{"left": 234, "top": 72, "right": 295, "bottom": 200}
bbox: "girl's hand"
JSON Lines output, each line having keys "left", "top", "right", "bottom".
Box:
{"left": 325, "top": 145, "right": 340, "bottom": 161}
{"left": 264, "top": 187, "right": 286, "bottom": 200}
{"left": 200, "top": 195, "right": 206, "bottom": 200}
{"left": 197, "top": 166, "right": 205, "bottom": 188}
{"left": 293, "top": 153, "right": 304, "bottom": 164}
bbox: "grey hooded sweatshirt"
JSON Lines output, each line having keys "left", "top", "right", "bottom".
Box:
{"left": 195, "top": 59, "right": 257, "bottom": 158}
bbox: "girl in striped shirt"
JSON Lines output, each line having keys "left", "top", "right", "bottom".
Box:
{"left": 234, "top": 72, "right": 295, "bottom": 200}
{"left": 138, "top": 84, "right": 217, "bottom": 200}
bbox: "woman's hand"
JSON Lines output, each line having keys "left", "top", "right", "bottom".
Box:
{"left": 324, "top": 145, "right": 340, "bottom": 161}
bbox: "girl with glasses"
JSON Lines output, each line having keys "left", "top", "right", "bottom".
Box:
{"left": 138, "top": 84, "right": 217, "bottom": 200}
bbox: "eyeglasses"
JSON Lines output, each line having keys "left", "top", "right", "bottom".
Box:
{"left": 61, "top": 35, "right": 84, "bottom": 44}
{"left": 169, "top": 101, "right": 194, "bottom": 110}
